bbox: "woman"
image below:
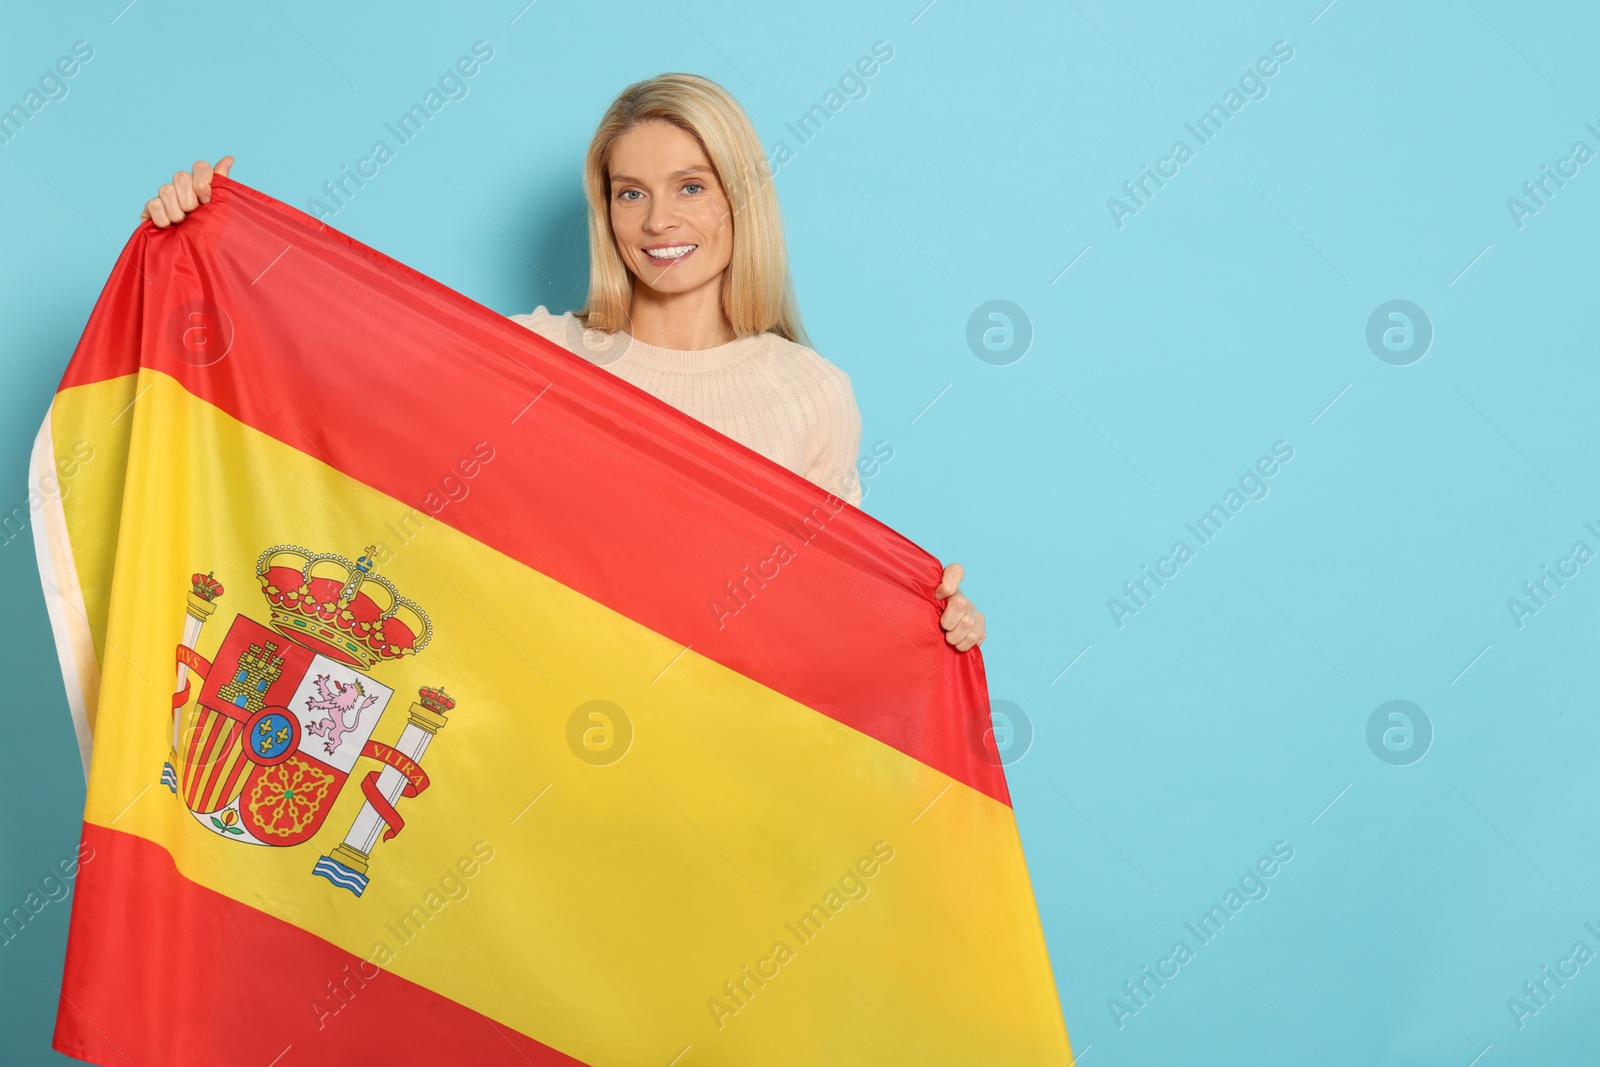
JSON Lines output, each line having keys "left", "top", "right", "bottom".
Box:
{"left": 140, "top": 73, "right": 986, "bottom": 652}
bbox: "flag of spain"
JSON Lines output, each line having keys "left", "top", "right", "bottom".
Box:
{"left": 29, "top": 175, "right": 1074, "bottom": 1066}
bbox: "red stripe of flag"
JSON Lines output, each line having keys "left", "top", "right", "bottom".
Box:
{"left": 57, "top": 176, "right": 1008, "bottom": 806}
{"left": 55, "top": 824, "right": 591, "bottom": 1067}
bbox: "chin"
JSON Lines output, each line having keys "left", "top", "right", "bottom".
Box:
{"left": 638, "top": 265, "right": 710, "bottom": 293}
{"left": 634, "top": 275, "right": 691, "bottom": 295}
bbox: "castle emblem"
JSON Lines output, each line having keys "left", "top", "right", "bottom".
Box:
{"left": 162, "top": 544, "right": 456, "bottom": 897}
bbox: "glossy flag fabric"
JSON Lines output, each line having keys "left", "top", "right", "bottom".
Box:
{"left": 29, "top": 174, "right": 1074, "bottom": 1065}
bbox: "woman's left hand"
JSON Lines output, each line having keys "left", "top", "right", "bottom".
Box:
{"left": 934, "top": 562, "right": 985, "bottom": 652}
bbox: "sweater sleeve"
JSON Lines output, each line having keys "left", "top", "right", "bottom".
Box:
{"left": 804, "top": 364, "right": 864, "bottom": 507}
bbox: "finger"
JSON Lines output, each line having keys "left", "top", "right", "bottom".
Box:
{"left": 934, "top": 562, "right": 964, "bottom": 599}
{"left": 158, "top": 183, "right": 186, "bottom": 225}
{"left": 952, "top": 611, "right": 983, "bottom": 651}
{"left": 193, "top": 159, "right": 214, "bottom": 202}
{"left": 941, "top": 594, "right": 970, "bottom": 631}
{"left": 146, "top": 196, "right": 172, "bottom": 228}
{"left": 946, "top": 615, "right": 974, "bottom": 648}
{"left": 214, "top": 154, "right": 234, "bottom": 178}
{"left": 943, "top": 562, "right": 965, "bottom": 596}
{"left": 173, "top": 171, "right": 199, "bottom": 212}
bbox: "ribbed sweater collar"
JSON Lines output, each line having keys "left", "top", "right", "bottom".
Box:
{"left": 618, "top": 331, "right": 763, "bottom": 372}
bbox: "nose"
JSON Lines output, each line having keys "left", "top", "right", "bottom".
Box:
{"left": 644, "top": 196, "right": 681, "bottom": 234}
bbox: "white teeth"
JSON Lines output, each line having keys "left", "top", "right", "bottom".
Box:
{"left": 645, "top": 244, "right": 697, "bottom": 260}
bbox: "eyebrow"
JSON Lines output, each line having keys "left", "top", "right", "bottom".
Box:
{"left": 609, "top": 166, "right": 711, "bottom": 185}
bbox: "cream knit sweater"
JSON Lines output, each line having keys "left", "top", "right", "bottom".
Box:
{"left": 509, "top": 306, "right": 864, "bottom": 505}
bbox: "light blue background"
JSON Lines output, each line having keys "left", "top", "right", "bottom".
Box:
{"left": 4, "top": 1, "right": 1598, "bottom": 1064}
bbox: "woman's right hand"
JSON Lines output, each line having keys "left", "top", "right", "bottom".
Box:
{"left": 140, "top": 156, "right": 234, "bottom": 228}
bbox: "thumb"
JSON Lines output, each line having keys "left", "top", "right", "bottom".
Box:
{"left": 214, "top": 155, "right": 235, "bottom": 178}
{"left": 935, "top": 562, "right": 963, "bottom": 598}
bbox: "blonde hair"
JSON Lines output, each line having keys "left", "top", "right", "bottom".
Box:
{"left": 577, "top": 72, "right": 810, "bottom": 347}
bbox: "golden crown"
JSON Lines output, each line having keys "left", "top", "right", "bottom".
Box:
{"left": 255, "top": 544, "right": 432, "bottom": 669}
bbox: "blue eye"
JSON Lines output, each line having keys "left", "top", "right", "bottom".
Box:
{"left": 618, "top": 189, "right": 642, "bottom": 202}
{"left": 683, "top": 183, "right": 704, "bottom": 195}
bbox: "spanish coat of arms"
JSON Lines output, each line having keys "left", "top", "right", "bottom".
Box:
{"left": 161, "top": 544, "right": 454, "bottom": 897}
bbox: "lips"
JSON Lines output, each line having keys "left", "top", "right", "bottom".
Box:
{"left": 643, "top": 243, "right": 697, "bottom": 263}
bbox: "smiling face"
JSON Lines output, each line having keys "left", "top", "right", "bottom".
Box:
{"left": 607, "top": 119, "right": 735, "bottom": 300}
